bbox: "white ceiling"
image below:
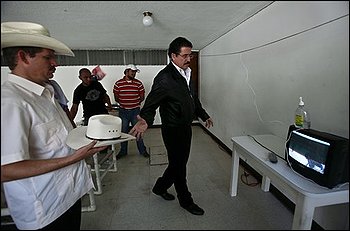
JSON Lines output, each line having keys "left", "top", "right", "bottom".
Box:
{"left": 1, "top": 1, "right": 273, "bottom": 50}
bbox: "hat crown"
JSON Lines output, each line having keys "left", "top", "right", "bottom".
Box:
{"left": 1, "top": 21, "right": 74, "bottom": 56}
{"left": 1, "top": 22, "right": 50, "bottom": 37}
{"left": 86, "top": 115, "right": 121, "bottom": 140}
{"left": 66, "top": 114, "right": 135, "bottom": 149}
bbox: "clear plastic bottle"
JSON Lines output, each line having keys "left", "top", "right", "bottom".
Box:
{"left": 294, "top": 97, "right": 311, "bottom": 129}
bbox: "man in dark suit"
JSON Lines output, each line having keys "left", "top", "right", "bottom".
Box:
{"left": 130, "top": 37, "right": 213, "bottom": 215}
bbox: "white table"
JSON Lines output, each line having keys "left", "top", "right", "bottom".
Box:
{"left": 230, "top": 135, "right": 349, "bottom": 230}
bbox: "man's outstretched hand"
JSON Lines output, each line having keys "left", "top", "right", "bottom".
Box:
{"left": 129, "top": 115, "right": 148, "bottom": 140}
{"left": 205, "top": 117, "right": 214, "bottom": 128}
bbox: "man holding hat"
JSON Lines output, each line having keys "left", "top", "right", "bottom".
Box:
{"left": 1, "top": 22, "right": 107, "bottom": 230}
{"left": 113, "top": 64, "right": 149, "bottom": 159}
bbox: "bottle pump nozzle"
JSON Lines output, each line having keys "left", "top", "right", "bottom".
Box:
{"left": 299, "top": 96, "right": 304, "bottom": 106}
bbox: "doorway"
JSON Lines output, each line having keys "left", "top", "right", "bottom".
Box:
{"left": 189, "top": 51, "right": 199, "bottom": 96}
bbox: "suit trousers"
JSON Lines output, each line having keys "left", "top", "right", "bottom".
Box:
{"left": 153, "top": 124, "right": 194, "bottom": 207}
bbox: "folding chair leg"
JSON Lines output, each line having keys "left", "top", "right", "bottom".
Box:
{"left": 90, "top": 146, "right": 118, "bottom": 195}
{"left": 82, "top": 165, "right": 97, "bottom": 212}
{"left": 92, "top": 153, "right": 103, "bottom": 195}
{"left": 81, "top": 188, "right": 96, "bottom": 212}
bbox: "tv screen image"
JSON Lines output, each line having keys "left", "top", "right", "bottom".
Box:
{"left": 288, "top": 130, "right": 329, "bottom": 175}
{"left": 286, "top": 125, "right": 349, "bottom": 189}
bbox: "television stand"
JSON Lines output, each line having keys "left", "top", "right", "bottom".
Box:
{"left": 230, "top": 134, "right": 349, "bottom": 230}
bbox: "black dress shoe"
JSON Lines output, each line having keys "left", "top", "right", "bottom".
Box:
{"left": 153, "top": 191, "right": 175, "bottom": 201}
{"left": 181, "top": 203, "right": 204, "bottom": 215}
{"left": 160, "top": 192, "right": 175, "bottom": 201}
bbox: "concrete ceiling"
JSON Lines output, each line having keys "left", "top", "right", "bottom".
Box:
{"left": 1, "top": 1, "right": 273, "bottom": 50}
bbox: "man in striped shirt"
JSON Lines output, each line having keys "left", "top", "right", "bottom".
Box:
{"left": 113, "top": 64, "right": 149, "bottom": 159}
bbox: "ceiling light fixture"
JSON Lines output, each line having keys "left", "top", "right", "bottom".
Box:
{"left": 143, "top": 11, "right": 153, "bottom": 27}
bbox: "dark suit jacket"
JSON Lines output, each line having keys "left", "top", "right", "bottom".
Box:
{"left": 140, "top": 62, "right": 210, "bottom": 127}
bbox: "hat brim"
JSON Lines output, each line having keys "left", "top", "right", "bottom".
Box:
{"left": 66, "top": 126, "right": 136, "bottom": 150}
{"left": 1, "top": 33, "right": 74, "bottom": 56}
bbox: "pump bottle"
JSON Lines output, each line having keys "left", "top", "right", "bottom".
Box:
{"left": 294, "top": 97, "right": 311, "bottom": 129}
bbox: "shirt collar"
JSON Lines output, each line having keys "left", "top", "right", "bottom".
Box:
{"left": 171, "top": 61, "right": 191, "bottom": 85}
{"left": 8, "top": 73, "right": 52, "bottom": 96}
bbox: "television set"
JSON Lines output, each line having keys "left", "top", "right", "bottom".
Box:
{"left": 285, "top": 125, "right": 348, "bottom": 189}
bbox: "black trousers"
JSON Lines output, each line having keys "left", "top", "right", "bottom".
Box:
{"left": 39, "top": 198, "right": 81, "bottom": 230}
{"left": 153, "top": 125, "right": 194, "bottom": 207}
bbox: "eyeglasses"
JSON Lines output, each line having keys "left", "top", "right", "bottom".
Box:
{"left": 177, "top": 53, "right": 194, "bottom": 59}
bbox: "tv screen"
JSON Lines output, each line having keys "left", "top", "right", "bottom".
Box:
{"left": 286, "top": 125, "right": 349, "bottom": 189}
{"left": 288, "top": 130, "right": 329, "bottom": 174}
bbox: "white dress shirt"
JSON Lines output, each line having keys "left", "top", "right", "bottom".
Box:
{"left": 1, "top": 74, "right": 93, "bottom": 229}
{"left": 172, "top": 61, "right": 192, "bottom": 88}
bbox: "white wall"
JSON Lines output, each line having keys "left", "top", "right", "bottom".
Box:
{"left": 2, "top": 65, "right": 165, "bottom": 125}
{"left": 200, "top": 1, "right": 348, "bottom": 229}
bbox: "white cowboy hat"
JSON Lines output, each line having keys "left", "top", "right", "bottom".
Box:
{"left": 66, "top": 114, "right": 135, "bottom": 150}
{"left": 1, "top": 21, "right": 74, "bottom": 56}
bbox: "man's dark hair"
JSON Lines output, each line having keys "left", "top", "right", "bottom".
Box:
{"left": 2, "top": 47, "right": 43, "bottom": 70}
{"left": 167, "top": 37, "right": 193, "bottom": 59}
{"left": 79, "top": 68, "right": 91, "bottom": 76}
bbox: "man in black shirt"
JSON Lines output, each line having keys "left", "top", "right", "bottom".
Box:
{"left": 70, "top": 68, "right": 112, "bottom": 125}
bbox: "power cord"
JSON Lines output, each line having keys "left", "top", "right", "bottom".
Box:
{"left": 247, "top": 134, "right": 284, "bottom": 161}
{"left": 240, "top": 167, "right": 260, "bottom": 187}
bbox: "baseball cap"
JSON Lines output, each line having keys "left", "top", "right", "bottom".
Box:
{"left": 125, "top": 64, "right": 140, "bottom": 73}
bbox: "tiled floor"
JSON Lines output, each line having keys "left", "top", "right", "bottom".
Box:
{"left": 80, "top": 126, "right": 294, "bottom": 230}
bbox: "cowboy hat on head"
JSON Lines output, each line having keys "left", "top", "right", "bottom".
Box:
{"left": 66, "top": 114, "right": 135, "bottom": 150}
{"left": 1, "top": 21, "right": 74, "bottom": 56}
